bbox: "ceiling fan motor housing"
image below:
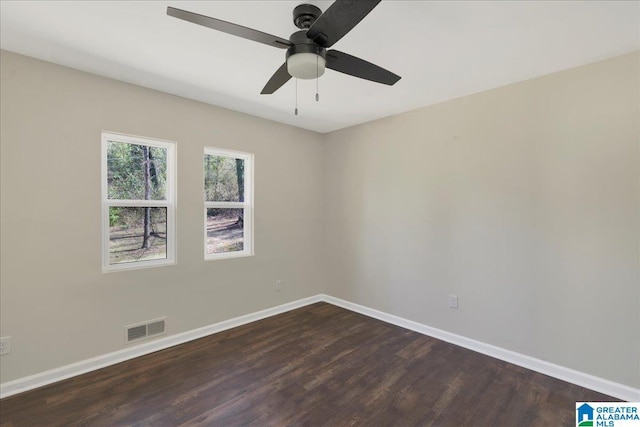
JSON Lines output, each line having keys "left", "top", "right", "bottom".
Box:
{"left": 286, "top": 30, "right": 327, "bottom": 79}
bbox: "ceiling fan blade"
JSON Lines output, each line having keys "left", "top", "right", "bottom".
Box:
{"left": 167, "top": 7, "right": 292, "bottom": 49}
{"left": 326, "top": 50, "right": 400, "bottom": 85}
{"left": 261, "top": 63, "right": 292, "bottom": 94}
{"left": 306, "top": 0, "right": 382, "bottom": 48}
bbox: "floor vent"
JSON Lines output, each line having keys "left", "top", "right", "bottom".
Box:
{"left": 126, "top": 317, "right": 166, "bottom": 343}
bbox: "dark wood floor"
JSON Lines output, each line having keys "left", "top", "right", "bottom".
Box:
{"left": 0, "top": 303, "right": 615, "bottom": 426}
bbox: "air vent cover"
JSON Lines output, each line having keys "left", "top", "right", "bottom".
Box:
{"left": 126, "top": 317, "right": 166, "bottom": 343}
{"left": 147, "top": 320, "right": 165, "bottom": 336}
{"left": 127, "top": 325, "right": 147, "bottom": 342}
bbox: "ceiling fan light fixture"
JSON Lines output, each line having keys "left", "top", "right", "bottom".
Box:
{"left": 287, "top": 53, "right": 326, "bottom": 80}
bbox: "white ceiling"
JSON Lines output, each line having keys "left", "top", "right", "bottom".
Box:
{"left": 1, "top": 1, "right": 638, "bottom": 133}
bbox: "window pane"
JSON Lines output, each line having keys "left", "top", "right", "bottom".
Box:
{"left": 206, "top": 208, "right": 244, "bottom": 254}
{"left": 204, "top": 155, "right": 244, "bottom": 202}
{"left": 108, "top": 141, "right": 167, "bottom": 200}
{"left": 109, "top": 207, "right": 167, "bottom": 265}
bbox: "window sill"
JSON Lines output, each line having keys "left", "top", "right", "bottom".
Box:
{"left": 205, "top": 251, "right": 253, "bottom": 261}
{"left": 103, "top": 259, "right": 176, "bottom": 273}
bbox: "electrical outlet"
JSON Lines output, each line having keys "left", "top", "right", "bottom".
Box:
{"left": 275, "top": 280, "right": 282, "bottom": 292}
{"left": 448, "top": 295, "right": 459, "bottom": 309}
{"left": 0, "top": 336, "right": 11, "bottom": 355}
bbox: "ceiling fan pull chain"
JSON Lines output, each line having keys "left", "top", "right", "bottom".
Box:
{"left": 316, "top": 55, "right": 320, "bottom": 102}
{"left": 295, "top": 78, "right": 299, "bottom": 116}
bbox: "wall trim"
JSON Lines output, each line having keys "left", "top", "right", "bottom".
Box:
{"left": 2, "top": 293, "right": 638, "bottom": 401}
{"left": 0, "top": 295, "right": 323, "bottom": 399}
{"left": 321, "top": 294, "right": 640, "bottom": 402}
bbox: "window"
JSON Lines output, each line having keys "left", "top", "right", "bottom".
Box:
{"left": 102, "top": 132, "right": 176, "bottom": 271}
{"left": 204, "top": 147, "right": 253, "bottom": 260}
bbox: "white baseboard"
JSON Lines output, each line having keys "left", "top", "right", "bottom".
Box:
{"left": 321, "top": 294, "right": 640, "bottom": 402}
{"left": 2, "top": 293, "right": 638, "bottom": 402}
{"left": 0, "top": 295, "right": 323, "bottom": 399}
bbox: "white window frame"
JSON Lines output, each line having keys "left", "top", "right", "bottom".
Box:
{"left": 101, "top": 132, "right": 177, "bottom": 272}
{"left": 204, "top": 147, "right": 254, "bottom": 260}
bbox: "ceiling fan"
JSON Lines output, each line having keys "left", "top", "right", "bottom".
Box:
{"left": 167, "top": 1, "right": 401, "bottom": 96}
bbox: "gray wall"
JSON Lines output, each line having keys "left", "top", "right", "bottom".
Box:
{"left": 324, "top": 52, "right": 639, "bottom": 388}
{"left": 0, "top": 51, "right": 326, "bottom": 382}
{"left": 2, "top": 50, "right": 638, "bottom": 389}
